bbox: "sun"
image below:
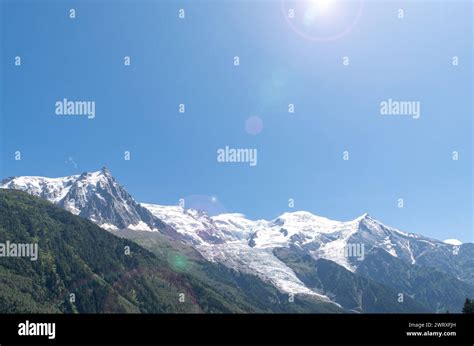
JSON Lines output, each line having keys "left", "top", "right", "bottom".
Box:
{"left": 304, "top": 0, "right": 336, "bottom": 25}
{"left": 312, "top": 0, "right": 334, "bottom": 12}
{"left": 282, "top": 0, "right": 364, "bottom": 41}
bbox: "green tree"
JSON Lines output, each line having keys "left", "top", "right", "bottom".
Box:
{"left": 462, "top": 298, "right": 474, "bottom": 314}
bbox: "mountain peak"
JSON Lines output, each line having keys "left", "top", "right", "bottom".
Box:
{"left": 99, "top": 167, "right": 114, "bottom": 181}
{"left": 354, "top": 212, "right": 370, "bottom": 221}
{"left": 76, "top": 167, "right": 114, "bottom": 184}
{"left": 101, "top": 166, "right": 112, "bottom": 175}
{"left": 343, "top": 213, "right": 371, "bottom": 226}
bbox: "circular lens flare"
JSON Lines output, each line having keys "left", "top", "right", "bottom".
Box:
{"left": 282, "top": 0, "right": 364, "bottom": 42}
{"left": 245, "top": 116, "right": 264, "bottom": 135}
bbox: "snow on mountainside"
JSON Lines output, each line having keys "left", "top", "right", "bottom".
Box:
{"left": 2, "top": 169, "right": 471, "bottom": 304}
{"left": 0, "top": 174, "right": 78, "bottom": 203}
{"left": 0, "top": 168, "right": 170, "bottom": 233}
{"left": 141, "top": 204, "right": 229, "bottom": 245}
{"left": 142, "top": 203, "right": 471, "bottom": 298}
{"left": 142, "top": 203, "right": 457, "bottom": 274}
{"left": 444, "top": 239, "right": 463, "bottom": 246}
{"left": 139, "top": 206, "right": 335, "bottom": 299}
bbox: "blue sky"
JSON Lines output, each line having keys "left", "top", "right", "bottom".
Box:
{"left": 1, "top": 0, "right": 472, "bottom": 242}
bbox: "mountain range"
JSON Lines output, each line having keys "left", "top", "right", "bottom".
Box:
{"left": 1, "top": 167, "right": 473, "bottom": 313}
{"left": 0, "top": 188, "right": 342, "bottom": 313}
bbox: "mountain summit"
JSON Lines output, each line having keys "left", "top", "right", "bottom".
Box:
{"left": 0, "top": 168, "right": 170, "bottom": 233}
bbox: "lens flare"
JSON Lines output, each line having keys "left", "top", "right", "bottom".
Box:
{"left": 245, "top": 116, "right": 264, "bottom": 135}
{"left": 282, "top": 0, "right": 364, "bottom": 42}
{"left": 181, "top": 194, "right": 227, "bottom": 216}
{"left": 168, "top": 253, "right": 189, "bottom": 272}
{"left": 312, "top": 0, "right": 334, "bottom": 12}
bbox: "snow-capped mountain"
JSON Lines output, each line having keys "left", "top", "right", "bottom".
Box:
{"left": 2, "top": 169, "right": 473, "bottom": 311}
{"left": 141, "top": 204, "right": 228, "bottom": 245}
{"left": 142, "top": 204, "right": 467, "bottom": 274}
{"left": 0, "top": 167, "right": 172, "bottom": 233}
{"left": 143, "top": 204, "right": 474, "bottom": 311}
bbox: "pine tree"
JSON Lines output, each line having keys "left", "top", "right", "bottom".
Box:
{"left": 462, "top": 298, "right": 474, "bottom": 314}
